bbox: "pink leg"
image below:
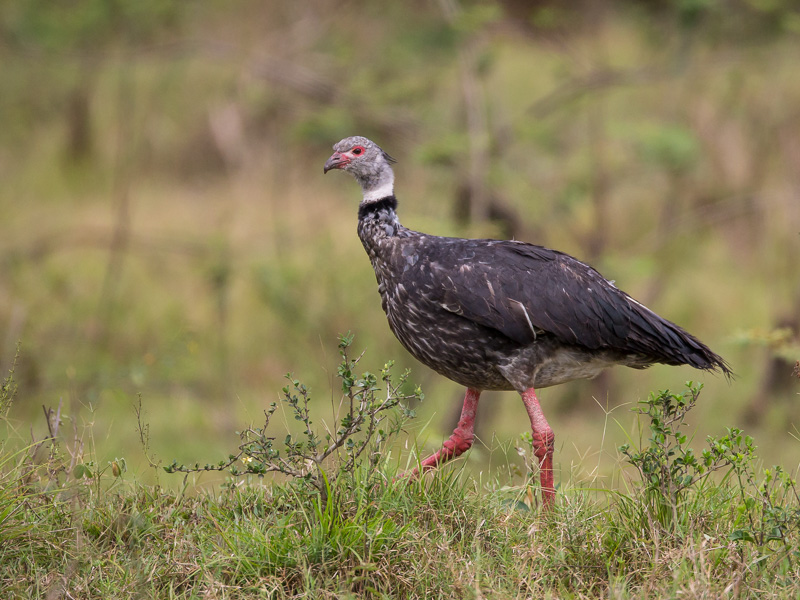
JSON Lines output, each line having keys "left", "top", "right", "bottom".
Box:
{"left": 410, "top": 388, "right": 480, "bottom": 476}
{"left": 521, "top": 388, "right": 555, "bottom": 510}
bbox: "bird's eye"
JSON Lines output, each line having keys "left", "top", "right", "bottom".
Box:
{"left": 352, "top": 146, "right": 364, "bottom": 155}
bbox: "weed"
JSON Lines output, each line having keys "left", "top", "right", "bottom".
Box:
{"left": 619, "top": 381, "right": 800, "bottom": 585}
{"left": 619, "top": 382, "right": 731, "bottom": 529}
{"left": 164, "top": 334, "right": 423, "bottom": 499}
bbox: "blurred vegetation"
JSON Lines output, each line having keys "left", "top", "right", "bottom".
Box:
{"left": 0, "top": 0, "right": 799, "bottom": 484}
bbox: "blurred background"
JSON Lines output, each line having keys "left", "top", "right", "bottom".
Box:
{"left": 1, "top": 0, "right": 799, "bottom": 487}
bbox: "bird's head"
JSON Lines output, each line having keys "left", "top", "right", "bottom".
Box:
{"left": 324, "top": 136, "right": 397, "bottom": 202}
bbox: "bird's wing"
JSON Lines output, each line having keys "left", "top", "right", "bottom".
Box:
{"left": 428, "top": 239, "right": 669, "bottom": 352}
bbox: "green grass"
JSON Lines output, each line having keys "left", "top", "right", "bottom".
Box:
{"left": 3, "top": 435, "right": 800, "bottom": 598}
{"left": 3, "top": 356, "right": 800, "bottom": 599}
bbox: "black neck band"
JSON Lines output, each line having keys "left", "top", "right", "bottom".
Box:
{"left": 358, "top": 195, "right": 398, "bottom": 220}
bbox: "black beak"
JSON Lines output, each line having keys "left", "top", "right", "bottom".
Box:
{"left": 323, "top": 152, "right": 346, "bottom": 174}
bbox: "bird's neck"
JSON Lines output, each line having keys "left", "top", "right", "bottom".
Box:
{"left": 357, "top": 164, "right": 395, "bottom": 204}
{"left": 356, "top": 164, "right": 399, "bottom": 224}
{"left": 361, "top": 179, "right": 395, "bottom": 203}
{"left": 358, "top": 195, "right": 399, "bottom": 221}
{"left": 355, "top": 164, "right": 402, "bottom": 249}
{"left": 357, "top": 194, "right": 401, "bottom": 265}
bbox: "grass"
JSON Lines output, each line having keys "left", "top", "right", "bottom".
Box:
{"left": 3, "top": 435, "right": 799, "bottom": 598}
{"left": 3, "top": 350, "right": 800, "bottom": 599}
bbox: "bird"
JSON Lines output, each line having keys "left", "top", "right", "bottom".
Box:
{"left": 324, "top": 135, "right": 731, "bottom": 510}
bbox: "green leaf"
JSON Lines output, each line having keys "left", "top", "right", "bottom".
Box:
{"left": 729, "top": 529, "right": 756, "bottom": 543}
{"left": 73, "top": 464, "right": 92, "bottom": 479}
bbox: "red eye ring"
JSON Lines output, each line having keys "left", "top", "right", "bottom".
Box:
{"left": 351, "top": 146, "right": 365, "bottom": 155}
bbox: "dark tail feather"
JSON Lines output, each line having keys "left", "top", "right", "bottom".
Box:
{"left": 682, "top": 337, "right": 734, "bottom": 380}
{"left": 633, "top": 304, "right": 734, "bottom": 380}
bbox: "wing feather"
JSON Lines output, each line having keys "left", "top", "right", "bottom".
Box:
{"left": 423, "top": 238, "right": 724, "bottom": 371}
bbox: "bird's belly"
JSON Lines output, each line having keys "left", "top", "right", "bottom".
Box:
{"left": 382, "top": 298, "right": 514, "bottom": 391}
{"left": 497, "top": 344, "right": 618, "bottom": 390}
{"left": 533, "top": 358, "right": 610, "bottom": 388}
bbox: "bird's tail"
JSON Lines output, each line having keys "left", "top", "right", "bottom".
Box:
{"left": 630, "top": 303, "right": 733, "bottom": 379}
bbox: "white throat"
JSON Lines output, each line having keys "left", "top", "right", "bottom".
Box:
{"left": 362, "top": 180, "right": 395, "bottom": 203}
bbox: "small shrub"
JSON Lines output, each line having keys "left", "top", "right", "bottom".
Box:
{"left": 165, "top": 333, "right": 422, "bottom": 499}
{"left": 619, "top": 382, "right": 732, "bottom": 528}
{"left": 620, "top": 381, "right": 800, "bottom": 579}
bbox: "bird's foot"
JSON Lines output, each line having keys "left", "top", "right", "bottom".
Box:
{"left": 395, "top": 428, "right": 475, "bottom": 481}
{"left": 396, "top": 388, "right": 480, "bottom": 482}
